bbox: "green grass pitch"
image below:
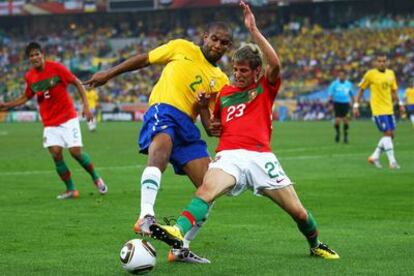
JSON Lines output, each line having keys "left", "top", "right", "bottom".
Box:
{"left": 0, "top": 121, "right": 413, "bottom": 275}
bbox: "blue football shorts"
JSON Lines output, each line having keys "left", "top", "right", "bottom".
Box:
{"left": 406, "top": 104, "right": 414, "bottom": 112}
{"left": 373, "top": 114, "right": 396, "bottom": 132}
{"left": 138, "top": 103, "right": 209, "bottom": 175}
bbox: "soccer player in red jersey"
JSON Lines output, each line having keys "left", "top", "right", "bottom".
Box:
{"left": 149, "top": 1, "right": 339, "bottom": 261}
{"left": 0, "top": 42, "right": 107, "bottom": 199}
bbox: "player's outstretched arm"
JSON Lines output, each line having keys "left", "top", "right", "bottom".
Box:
{"left": 240, "top": 1, "right": 281, "bottom": 83}
{"left": 83, "top": 53, "right": 150, "bottom": 88}
{"left": 0, "top": 94, "right": 29, "bottom": 111}
{"left": 73, "top": 78, "right": 93, "bottom": 122}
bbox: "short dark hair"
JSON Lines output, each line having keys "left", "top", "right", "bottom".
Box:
{"left": 376, "top": 51, "right": 388, "bottom": 58}
{"left": 232, "top": 43, "right": 262, "bottom": 70}
{"left": 25, "top": 42, "right": 42, "bottom": 57}
{"left": 205, "top": 21, "right": 233, "bottom": 40}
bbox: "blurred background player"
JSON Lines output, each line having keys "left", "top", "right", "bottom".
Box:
{"left": 353, "top": 52, "right": 405, "bottom": 169}
{"left": 403, "top": 82, "right": 414, "bottom": 127}
{"left": 84, "top": 21, "right": 232, "bottom": 263}
{"left": 328, "top": 69, "right": 354, "bottom": 143}
{"left": 0, "top": 42, "right": 107, "bottom": 199}
{"left": 86, "top": 88, "right": 99, "bottom": 132}
{"left": 150, "top": 1, "right": 339, "bottom": 261}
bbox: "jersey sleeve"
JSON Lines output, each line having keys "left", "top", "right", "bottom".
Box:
{"left": 263, "top": 75, "right": 281, "bottom": 96}
{"left": 358, "top": 71, "right": 371, "bottom": 90}
{"left": 148, "top": 39, "right": 181, "bottom": 65}
{"left": 55, "top": 62, "right": 76, "bottom": 83}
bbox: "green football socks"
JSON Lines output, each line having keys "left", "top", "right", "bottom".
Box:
{"left": 75, "top": 152, "right": 99, "bottom": 181}
{"left": 54, "top": 159, "right": 75, "bottom": 190}
{"left": 297, "top": 211, "right": 320, "bottom": 248}
{"left": 176, "top": 197, "right": 210, "bottom": 235}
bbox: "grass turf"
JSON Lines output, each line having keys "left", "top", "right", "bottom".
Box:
{"left": 0, "top": 120, "right": 413, "bottom": 275}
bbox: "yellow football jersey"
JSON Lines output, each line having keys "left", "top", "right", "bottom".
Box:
{"left": 358, "top": 69, "right": 398, "bottom": 116}
{"left": 148, "top": 39, "right": 229, "bottom": 120}
{"left": 86, "top": 89, "right": 99, "bottom": 110}
{"left": 405, "top": 87, "right": 414, "bottom": 105}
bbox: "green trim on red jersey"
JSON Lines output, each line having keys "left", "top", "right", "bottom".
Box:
{"left": 220, "top": 84, "right": 264, "bottom": 108}
{"left": 31, "top": 76, "right": 61, "bottom": 92}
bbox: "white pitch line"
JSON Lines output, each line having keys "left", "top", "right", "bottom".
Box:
{"left": 0, "top": 164, "right": 143, "bottom": 176}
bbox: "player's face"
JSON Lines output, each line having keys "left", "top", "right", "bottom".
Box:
{"left": 233, "top": 61, "right": 260, "bottom": 89}
{"left": 376, "top": 56, "right": 387, "bottom": 71}
{"left": 28, "top": 49, "right": 45, "bottom": 70}
{"left": 339, "top": 71, "right": 346, "bottom": 81}
{"left": 202, "top": 28, "right": 232, "bottom": 63}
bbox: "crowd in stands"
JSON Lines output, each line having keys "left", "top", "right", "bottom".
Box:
{"left": 1, "top": 9, "right": 414, "bottom": 119}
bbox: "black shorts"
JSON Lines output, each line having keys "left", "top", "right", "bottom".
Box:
{"left": 333, "top": 102, "right": 350, "bottom": 118}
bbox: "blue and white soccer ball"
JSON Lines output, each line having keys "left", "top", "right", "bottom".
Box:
{"left": 120, "top": 239, "right": 156, "bottom": 274}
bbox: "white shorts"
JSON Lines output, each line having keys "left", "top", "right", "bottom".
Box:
{"left": 43, "top": 117, "right": 83, "bottom": 148}
{"left": 209, "top": 149, "right": 293, "bottom": 197}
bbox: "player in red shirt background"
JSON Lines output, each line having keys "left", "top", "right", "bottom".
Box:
{"left": 0, "top": 42, "right": 107, "bottom": 199}
{"left": 149, "top": 1, "right": 339, "bottom": 260}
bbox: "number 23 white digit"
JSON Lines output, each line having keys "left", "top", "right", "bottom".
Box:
{"left": 226, "top": 104, "right": 246, "bottom": 122}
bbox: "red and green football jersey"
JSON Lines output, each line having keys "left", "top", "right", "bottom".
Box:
{"left": 214, "top": 76, "right": 281, "bottom": 153}
{"left": 25, "top": 61, "right": 78, "bottom": 127}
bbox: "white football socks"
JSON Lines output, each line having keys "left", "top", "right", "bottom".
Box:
{"left": 139, "top": 166, "right": 162, "bottom": 219}
{"left": 382, "top": 136, "right": 397, "bottom": 165}
{"left": 371, "top": 137, "right": 386, "bottom": 160}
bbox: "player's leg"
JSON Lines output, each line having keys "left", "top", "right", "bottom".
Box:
{"left": 406, "top": 108, "right": 414, "bottom": 127}
{"left": 48, "top": 146, "right": 79, "bottom": 199}
{"left": 370, "top": 115, "right": 399, "bottom": 169}
{"left": 87, "top": 109, "right": 96, "bottom": 132}
{"left": 69, "top": 146, "right": 107, "bottom": 193}
{"left": 63, "top": 118, "right": 107, "bottom": 193}
{"left": 43, "top": 124, "right": 78, "bottom": 199}
{"left": 383, "top": 130, "right": 399, "bottom": 169}
{"left": 150, "top": 168, "right": 236, "bottom": 248}
{"left": 333, "top": 103, "right": 341, "bottom": 143}
{"left": 134, "top": 132, "right": 173, "bottom": 236}
{"left": 262, "top": 186, "right": 339, "bottom": 259}
{"left": 334, "top": 117, "right": 340, "bottom": 143}
{"left": 343, "top": 116, "right": 349, "bottom": 144}
{"left": 180, "top": 157, "right": 210, "bottom": 245}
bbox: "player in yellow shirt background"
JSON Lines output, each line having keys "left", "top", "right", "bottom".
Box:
{"left": 85, "top": 88, "right": 99, "bottom": 132}
{"left": 84, "top": 23, "right": 232, "bottom": 263}
{"left": 403, "top": 83, "right": 414, "bottom": 127}
{"left": 353, "top": 52, "right": 405, "bottom": 169}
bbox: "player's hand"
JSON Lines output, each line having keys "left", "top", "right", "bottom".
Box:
{"left": 209, "top": 116, "right": 222, "bottom": 137}
{"left": 399, "top": 104, "right": 405, "bottom": 115}
{"left": 196, "top": 92, "right": 211, "bottom": 109}
{"left": 83, "top": 107, "right": 94, "bottom": 122}
{"left": 83, "top": 71, "right": 110, "bottom": 88}
{"left": 240, "top": 1, "right": 257, "bottom": 32}
{"left": 352, "top": 107, "right": 360, "bottom": 118}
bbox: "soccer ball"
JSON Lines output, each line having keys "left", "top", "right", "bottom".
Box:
{"left": 120, "top": 239, "right": 156, "bottom": 274}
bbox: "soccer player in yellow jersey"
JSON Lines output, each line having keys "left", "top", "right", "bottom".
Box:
{"left": 86, "top": 88, "right": 99, "bottom": 132}
{"left": 404, "top": 84, "right": 414, "bottom": 126}
{"left": 353, "top": 53, "right": 405, "bottom": 169}
{"left": 84, "top": 23, "right": 232, "bottom": 263}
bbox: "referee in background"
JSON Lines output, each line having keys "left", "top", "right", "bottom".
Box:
{"left": 328, "top": 69, "right": 355, "bottom": 143}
